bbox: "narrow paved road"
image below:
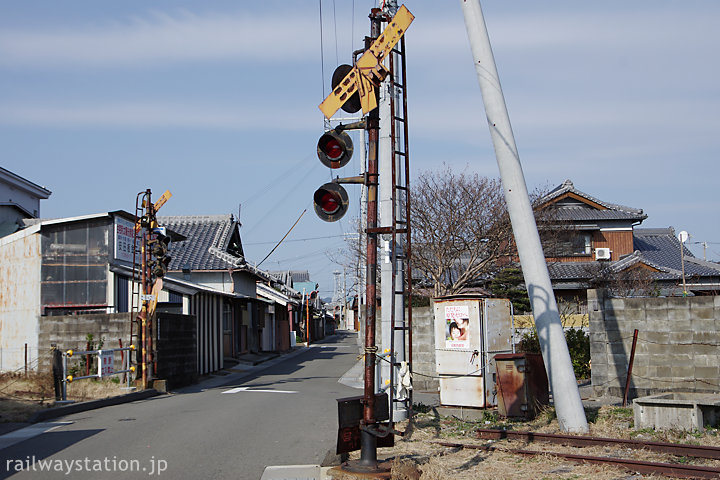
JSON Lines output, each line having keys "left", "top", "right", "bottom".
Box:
{"left": 0, "top": 332, "right": 362, "bottom": 480}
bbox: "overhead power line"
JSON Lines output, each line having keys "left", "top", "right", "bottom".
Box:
{"left": 257, "top": 209, "right": 307, "bottom": 268}
{"left": 245, "top": 233, "right": 350, "bottom": 246}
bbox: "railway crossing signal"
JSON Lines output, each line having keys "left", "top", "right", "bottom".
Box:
{"left": 149, "top": 227, "right": 171, "bottom": 279}
{"left": 317, "top": 129, "right": 354, "bottom": 169}
{"left": 313, "top": 182, "right": 349, "bottom": 222}
{"left": 318, "top": 5, "right": 414, "bottom": 119}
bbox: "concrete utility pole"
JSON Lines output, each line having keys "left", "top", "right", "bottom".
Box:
{"left": 460, "top": 0, "right": 588, "bottom": 433}
{"left": 378, "top": 0, "right": 408, "bottom": 422}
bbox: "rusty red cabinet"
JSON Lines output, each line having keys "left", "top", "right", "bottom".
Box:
{"left": 494, "top": 353, "right": 549, "bottom": 419}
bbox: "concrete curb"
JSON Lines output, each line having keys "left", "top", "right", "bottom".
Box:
{"left": 16, "top": 333, "right": 350, "bottom": 425}
{"left": 28, "top": 389, "right": 163, "bottom": 423}
{"left": 183, "top": 333, "right": 348, "bottom": 392}
{"left": 189, "top": 345, "right": 314, "bottom": 392}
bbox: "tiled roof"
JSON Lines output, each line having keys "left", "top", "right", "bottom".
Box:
{"left": 547, "top": 262, "right": 595, "bottom": 281}
{"left": 269, "top": 270, "right": 310, "bottom": 283}
{"left": 548, "top": 260, "right": 677, "bottom": 284}
{"left": 541, "top": 179, "right": 647, "bottom": 222}
{"left": 550, "top": 208, "right": 645, "bottom": 222}
{"left": 547, "top": 228, "right": 720, "bottom": 287}
{"left": 634, "top": 228, "right": 720, "bottom": 278}
{"left": 158, "top": 215, "right": 245, "bottom": 271}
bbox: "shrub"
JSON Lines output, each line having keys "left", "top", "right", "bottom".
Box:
{"left": 517, "top": 327, "right": 590, "bottom": 380}
{"left": 565, "top": 328, "right": 590, "bottom": 379}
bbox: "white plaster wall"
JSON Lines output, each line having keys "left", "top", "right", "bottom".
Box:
{"left": 0, "top": 233, "right": 41, "bottom": 371}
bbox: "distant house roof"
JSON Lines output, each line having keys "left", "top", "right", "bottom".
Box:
{"left": 548, "top": 228, "right": 720, "bottom": 291}
{"left": 158, "top": 215, "right": 266, "bottom": 280}
{"left": 1, "top": 211, "right": 137, "bottom": 246}
{"left": 269, "top": 271, "right": 311, "bottom": 283}
{"left": 0, "top": 167, "right": 52, "bottom": 199}
{"left": 540, "top": 179, "right": 647, "bottom": 223}
{"left": 633, "top": 228, "right": 720, "bottom": 278}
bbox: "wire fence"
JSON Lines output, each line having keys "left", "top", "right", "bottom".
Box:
{"left": 0, "top": 347, "right": 56, "bottom": 398}
{"left": 0, "top": 346, "right": 54, "bottom": 374}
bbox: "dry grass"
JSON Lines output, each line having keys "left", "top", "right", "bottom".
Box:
{"left": 0, "top": 372, "right": 127, "bottom": 422}
{"left": 340, "top": 404, "right": 720, "bottom": 480}
{"left": 64, "top": 377, "right": 127, "bottom": 402}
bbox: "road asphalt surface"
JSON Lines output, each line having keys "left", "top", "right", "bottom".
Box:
{"left": 0, "top": 332, "right": 362, "bottom": 480}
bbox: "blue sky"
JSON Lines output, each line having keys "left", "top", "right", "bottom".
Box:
{"left": 2, "top": 1, "right": 719, "bottom": 296}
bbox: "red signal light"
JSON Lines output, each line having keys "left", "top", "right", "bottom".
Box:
{"left": 317, "top": 130, "right": 353, "bottom": 169}
{"left": 319, "top": 191, "right": 341, "bottom": 214}
{"left": 313, "top": 183, "right": 349, "bottom": 222}
{"left": 323, "top": 138, "right": 343, "bottom": 160}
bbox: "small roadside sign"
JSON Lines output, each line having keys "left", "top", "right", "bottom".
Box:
{"left": 98, "top": 350, "right": 114, "bottom": 377}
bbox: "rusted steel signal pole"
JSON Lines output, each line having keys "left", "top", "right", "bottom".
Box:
{"left": 139, "top": 190, "right": 151, "bottom": 390}
{"left": 358, "top": 11, "right": 382, "bottom": 469}
{"left": 317, "top": 5, "right": 414, "bottom": 472}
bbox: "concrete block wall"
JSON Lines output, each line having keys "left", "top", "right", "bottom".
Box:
{"left": 38, "top": 313, "right": 131, "bottom": 372}
{"left": 589, "top": 290, "right": 720, "bottom": 399}
{"left": 410, "top": 307, "right": 438, "bottom": 393}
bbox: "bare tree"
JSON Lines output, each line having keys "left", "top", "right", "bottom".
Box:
{"left": 410, "top": 166, "right": 514, "bottom": 296}
{"left": 583, "top": 262, "right": 660, "bottom": 297}
{"left": 326, "top": 219, "right": 365, "bottom": 300}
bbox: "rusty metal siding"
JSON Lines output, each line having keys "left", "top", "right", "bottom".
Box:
{"left": 0, "top": 233, "right": 42, "bottom": 371}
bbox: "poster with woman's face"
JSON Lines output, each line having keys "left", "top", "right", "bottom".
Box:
{"left": 445, "top": 305, "right": 470, "bottom": 349}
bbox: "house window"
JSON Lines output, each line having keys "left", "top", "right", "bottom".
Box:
{"left": 41, "top": 220, "right": 109, "bottom": 313}
{"left": 546, "top": 232, "right": 592, "bottom": 256}
{"left": 577, "top": 233, "right": 592, "bottom": 255}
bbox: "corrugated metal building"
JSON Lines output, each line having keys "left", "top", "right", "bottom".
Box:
{"left": 0, "top": 211, "right": 266, "bottom": 376}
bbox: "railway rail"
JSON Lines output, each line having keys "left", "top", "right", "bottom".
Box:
{"left": 434, "top": 437, "right": 720, "bottom": 479}
{"left": 476, "top": 428, "right": 720, "bottom": 460}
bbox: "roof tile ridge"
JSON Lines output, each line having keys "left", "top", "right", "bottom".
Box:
{"left": 542, "top": 180, "right": 643, "bottom": 215}
{"left": 684, "top": 256, "right": 720, "bottom": 271}
{"left": 208, "top": 246, "right": 245, "bottom": 267}
{"left": 211, "top": 216, "right": 235, "bottom": 251}
{"left": 634, "top": 227, "right": 672, "bottom": 235}
{"left": 158, "top": 214, "right": 230, "bottom": 223}
{"left": 612, "top": 250, "right": 679, "bottom": 275}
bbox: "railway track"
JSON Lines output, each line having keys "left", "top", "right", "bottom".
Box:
{"left": 434, "top": 435, "right": 720, "bottom": 479}
{"left": 476, "top": 428, "right": 720, "bottom": 460}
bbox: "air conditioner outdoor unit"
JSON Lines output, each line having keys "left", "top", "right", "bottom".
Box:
{"left": 595, "top": 248, "right": 611, "bottom": 260}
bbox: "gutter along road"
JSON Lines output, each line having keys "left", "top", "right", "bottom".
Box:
{"left": 0, "top": 333, "right": 361, "bottom": 480}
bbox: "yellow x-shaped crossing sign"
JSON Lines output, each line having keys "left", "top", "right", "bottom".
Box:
{"left": 318, "top": 5, "right": 414, "bottom": 119}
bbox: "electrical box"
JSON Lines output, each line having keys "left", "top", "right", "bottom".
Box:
{"left": 433, "top": 296, "right": 514, "bottom": 408}
{"left": 494, "top": 353, "right": 549, "bottom": 419}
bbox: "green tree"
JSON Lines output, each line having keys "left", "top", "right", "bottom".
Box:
{"left": 489, "top": 267, "right": 530, "bottom": 313}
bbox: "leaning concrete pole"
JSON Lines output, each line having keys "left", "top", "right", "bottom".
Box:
{"left": 460, "top": 0, "right": 588, "bottom": 433}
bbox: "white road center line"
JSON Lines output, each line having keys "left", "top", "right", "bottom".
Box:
{"left": 221, "top": 387, "right": 297, "bottom": 394}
